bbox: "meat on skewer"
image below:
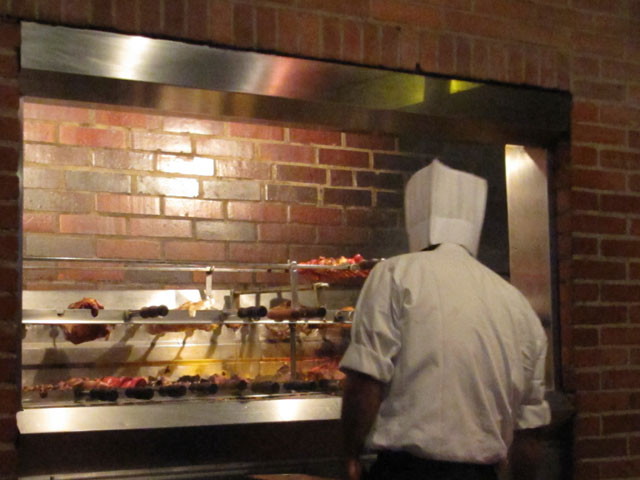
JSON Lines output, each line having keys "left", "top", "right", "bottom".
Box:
{"left": 147, "top": 298, "right": 217, "bottom": 335}
{"left": 62, "top": 298, "right": 111, "bottom": 345}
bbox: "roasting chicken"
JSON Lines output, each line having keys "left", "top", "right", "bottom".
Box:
{"left": 67, "top": 297, "right": 104, "bottom": 317}
{"left": 178, "top": 298, "right": 216, "bottom": 318}
{"left": 61, "top": 298, "right": 111, "bottom": 345}
{"left": 265, "top": 300, "right": 319, "bottom": 342}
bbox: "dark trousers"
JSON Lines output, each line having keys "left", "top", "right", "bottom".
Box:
{"left": 366, "top": 451, "right": 499, "bottom": 480}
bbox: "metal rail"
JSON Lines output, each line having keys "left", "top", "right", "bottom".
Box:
{"left": 22, "top": 308, "right": 352, "bottom": 325}
{"left": 23, "top": 256, "right": 371, "bottom": 273}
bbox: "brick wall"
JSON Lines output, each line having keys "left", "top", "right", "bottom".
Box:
{"left": 21, "top": 101, "right": 507, "bottom": 290}
{"left": 0, "top": 19, "right": 19, "bottom": 480}
{"left": 21, "top": 100, "right": 415, "bottom": 289}
{"left": 1, "top": 0, "right": 639, "bottom": 479}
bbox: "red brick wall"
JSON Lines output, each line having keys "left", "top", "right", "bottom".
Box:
{"left": 21, "top": 100, "right": 409, "bottom": 289}
{"left": 0, "top": 1, "right": 638, "bottom": 479}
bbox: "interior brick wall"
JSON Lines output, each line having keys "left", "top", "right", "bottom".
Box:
{"left": 0, "top": 1, "right": 638, "bottom": 479}
{"left": 21, "top": 100, "right": 412, "bottom": 289}
{"left": 0, "top": 19, "right": 19, "bottom": 480}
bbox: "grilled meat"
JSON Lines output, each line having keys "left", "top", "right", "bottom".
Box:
{"left": 62, "top": 298, "right": 111, "bottom": 345}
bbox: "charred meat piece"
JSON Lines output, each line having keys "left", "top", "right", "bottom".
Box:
{"left": 266, "top": 300, "right": 325, "bottom": 322}
{"left": 189, "top": 381, "right": 218, "bottom": 395}
{"left": 237, "top": 306, "right": 267, "bottom": 318}
{"left": 125, "top": 387, "right": 155, "bottom": 400}
{"left": 283, "top": 380, "right": 317, "bottom": 392}
{"left": 28, "top": 376, "right": 154, "bottom": 400}
{"left": 158, "top": 384, "right": 187, "bottom": 397}
{"left": 60, "top": 324, "right": 112, "bottom": 345}
{"left": 250, "top": 381, "right": 280, "bottom": 394}
{"left": 89, "top": 388, "right": 118, "bottom": 402}
{"left": 317, "top": 379, "right": 342, "bottom": 392}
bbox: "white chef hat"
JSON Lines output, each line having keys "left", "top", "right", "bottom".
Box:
{"left": 405, "top": 159, "right": 488, "bottom": 256}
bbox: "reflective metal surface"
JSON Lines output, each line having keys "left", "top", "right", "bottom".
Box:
{"left": 17, "top": 396, "right": 341, "bottom": 434}
{"left": 505, "top": 145, "right": 554, "bottom": 387}
{"left": 19, "top": 458, "right": 343, "bottom": 480}
{"left": 20, "top": 23, "right": 570, "bottom": 146}
{"left": 22, "top": 308, "right": 345, "bottom": 324}
{"left": 21, "top": 23, "right": 415, "bottom": 107}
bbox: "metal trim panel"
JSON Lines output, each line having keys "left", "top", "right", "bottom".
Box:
{"left": 18, "top": 396, "right": 342, "bottom": 434}
{"left": 505, "top": 145, "right": 555, "bottom": 389}
{"left": 19, "top": 459, "right": 344, "bottom": 480}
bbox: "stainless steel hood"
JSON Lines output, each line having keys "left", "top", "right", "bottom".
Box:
{"left": 20, "top": 22, "right": 570, "bottom": 147}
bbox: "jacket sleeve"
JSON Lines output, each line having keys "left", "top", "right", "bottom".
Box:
{"left": 515, "top": 311, "right": 551, "bottom": 430}
{"left": 339, "top": 261, "right": 402, "bottom": 383}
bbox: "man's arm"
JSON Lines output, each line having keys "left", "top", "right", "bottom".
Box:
{"left": 341, "top": 369, "right": 385, "bottom": 480}
{"left": 508, "top": 428, "right": 545, "bottom": 480}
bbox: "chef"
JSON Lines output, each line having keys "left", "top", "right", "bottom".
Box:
{"left": 339, "top": 160, "right": 550, "bottom": 480}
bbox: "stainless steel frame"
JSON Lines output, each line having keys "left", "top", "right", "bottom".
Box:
{"left": 505, "top": 145, "right": 556, "bottom": 389}
{"left": 20, "top": 23, "right": 570, "bottom": 147}
{"left": 17, "top": 21, "right": 572, "bottom": 480}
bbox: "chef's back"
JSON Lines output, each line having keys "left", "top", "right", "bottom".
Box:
{"left": 339, "top": 160, "right": 550, "bottom": 465}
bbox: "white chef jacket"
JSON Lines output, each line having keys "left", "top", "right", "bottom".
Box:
{"left": 339, "top": 243, "right": 550, "bottom": 464}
